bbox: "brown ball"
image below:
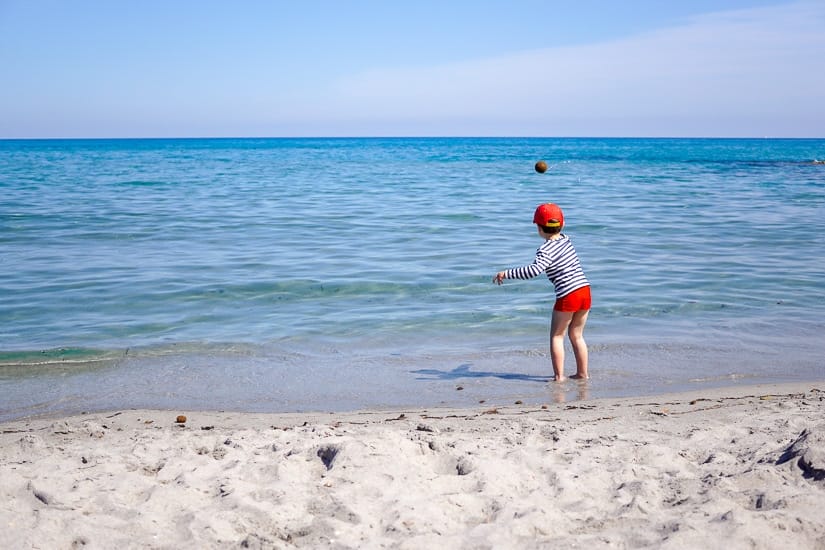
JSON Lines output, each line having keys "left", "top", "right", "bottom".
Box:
{"left": 176, "top": 415, "right": 187, "bottom": 424}
{"left": 534, "top": 160, "right": 548, "bottom": 173}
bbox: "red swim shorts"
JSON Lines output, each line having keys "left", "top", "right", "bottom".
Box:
{"left": 554, "top": 285, "right": 591, "bottom": 312}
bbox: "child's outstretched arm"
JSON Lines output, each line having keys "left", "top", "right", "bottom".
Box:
{"left": 494, "top": 249, "right": 552, "bottom": 285}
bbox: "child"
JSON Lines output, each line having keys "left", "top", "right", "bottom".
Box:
{"left": 493, "top": 203, "right": 591, "bottom": 381}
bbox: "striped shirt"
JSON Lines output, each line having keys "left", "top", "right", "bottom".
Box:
{"left": 503, "top": 234, "right": 589, "bottom": 299}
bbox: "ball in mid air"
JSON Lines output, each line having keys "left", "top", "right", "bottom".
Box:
{"left": 534, "top": 160, "right": 548, "bottom": 173}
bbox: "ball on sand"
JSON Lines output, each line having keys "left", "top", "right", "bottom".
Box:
{"left": 534, "top": 160, "right": 548, "bottom": 173}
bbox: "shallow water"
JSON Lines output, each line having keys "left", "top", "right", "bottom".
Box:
{"left": 1, "top": 137, "right": 824, "bottom": 420}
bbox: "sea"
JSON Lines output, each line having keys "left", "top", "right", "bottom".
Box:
{"left": 1, "top": 137, "right": 824, "bottom": 422}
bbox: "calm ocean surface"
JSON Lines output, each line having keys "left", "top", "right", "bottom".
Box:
{"left": 1, "top": 137, "right": 824, "bottom": 421}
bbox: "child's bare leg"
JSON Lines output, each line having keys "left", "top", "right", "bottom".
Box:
{"left": 550, "top": 310, "right": 574, "bottom": 381}
{"left": 567, "top": 309, "right": 590, "bottom": 379}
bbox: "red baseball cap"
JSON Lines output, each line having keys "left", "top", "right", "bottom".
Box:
{"left": 533, "top": 203, "right": 564, "bottom": 229}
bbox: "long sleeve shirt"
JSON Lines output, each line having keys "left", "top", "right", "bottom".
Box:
{"left": 503, "top": 235, "right": 589, "bottom": 299}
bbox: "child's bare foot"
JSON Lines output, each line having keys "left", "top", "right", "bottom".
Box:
{"left": 570, "top": 373, "right": 589, "bottom": 380}
{"left": 553, "top": 375, "right": 566, "bottom": 382}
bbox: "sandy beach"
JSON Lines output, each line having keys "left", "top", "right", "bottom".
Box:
{"left": 2, "top": 381, "right": 824, "bottom": 549}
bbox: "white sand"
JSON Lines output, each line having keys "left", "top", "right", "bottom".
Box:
{"left": 2, "top": 382, "right": 824, "bottom": 549}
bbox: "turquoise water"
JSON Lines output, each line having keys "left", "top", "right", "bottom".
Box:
{"left": 1, "top": 138, "right": 824, "bottom": 420}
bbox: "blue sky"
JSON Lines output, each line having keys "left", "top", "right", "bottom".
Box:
{"left": 1, "top": 0, "right": 823, "bottom": 138}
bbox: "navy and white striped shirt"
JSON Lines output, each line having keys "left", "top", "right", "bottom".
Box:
{"left": 503, "top": 234, "right": 589, "bottom": 299}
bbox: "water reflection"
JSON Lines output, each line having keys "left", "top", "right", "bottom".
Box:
{"left": 551, "top": 379, "right": 590, "bottom": 403}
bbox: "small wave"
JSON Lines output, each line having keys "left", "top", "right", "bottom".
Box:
{"left": 0, "top": 348, "right": 125, "bottom": 368}
{"left": 0, "top": 342, "right": 294, "bottom": 372}
{"left": 688, "top": 373, "right": 751, "bottom": 383}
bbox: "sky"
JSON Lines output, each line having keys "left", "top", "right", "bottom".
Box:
{"left": 1, "top": 0, "right": 823, "bottom": 138}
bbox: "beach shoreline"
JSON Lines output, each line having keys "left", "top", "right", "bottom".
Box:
{"left": 2, "top": 381, "right": 824, "bottom": 548}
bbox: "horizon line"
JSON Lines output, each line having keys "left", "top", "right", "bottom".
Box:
{"left": 2, "top": 135, "right": 824, "bottom": 141}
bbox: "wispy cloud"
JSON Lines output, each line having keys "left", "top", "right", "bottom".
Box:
{"left": 302, "top": 1, "right": 824, "bottom": 136}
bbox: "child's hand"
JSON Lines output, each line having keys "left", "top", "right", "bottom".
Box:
{"left": 493, "top": 272, "right": 506, "bottom": 285}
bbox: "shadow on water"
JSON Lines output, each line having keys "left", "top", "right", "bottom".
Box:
{"left": 411, "top": 363, "right": 551, "bottom": 383}
{"left": 411, "top": 363, "right": 594, "bottom": 404}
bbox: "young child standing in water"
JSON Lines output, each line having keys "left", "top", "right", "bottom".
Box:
{"left": 493, "top": 203, "right": 591, "bottom": 381}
